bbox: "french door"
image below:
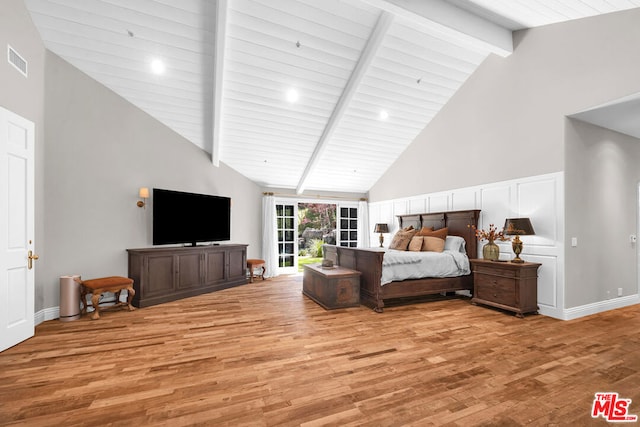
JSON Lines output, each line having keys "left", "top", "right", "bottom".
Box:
{"left": 276, "top": 203, "right": 297, "bottom": 274}
{"left": 1, "top": 107, "right": 35, "bottom": 352}
{"left": 275, "top": 200, "right": 360, "bottom": 273}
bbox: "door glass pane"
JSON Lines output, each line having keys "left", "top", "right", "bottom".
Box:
{"left": 338, "top": 205, "right": 358, "bottom": 247}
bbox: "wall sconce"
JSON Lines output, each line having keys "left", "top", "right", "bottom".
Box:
{"left": 503, "top": 218, "right": 535, "bottom": 263}
{"left": 137, "top": 187, "right": 149, "bottom": 208}
{"left": 374, "top": 223, "right": 389, "bottom": 247}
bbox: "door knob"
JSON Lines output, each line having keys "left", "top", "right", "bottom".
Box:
{"left": 28, "top": 250, "right": 39, "bottom": 270}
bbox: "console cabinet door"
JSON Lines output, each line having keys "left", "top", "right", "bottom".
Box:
{"left": 227, "top": 246, "right": 247, "bottom": 282}
{"left": 145, "top": 254, "right": 175, "bottom": 298}
{"left": 204, "top": 250, "right": 226, "bottom": 285}
{"left": 176, "top": 252, "right": 201, "bottom": 290}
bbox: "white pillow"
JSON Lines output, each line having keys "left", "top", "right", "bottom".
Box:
{"left": 444, "top": 235, "right": 466, "bottom": 253}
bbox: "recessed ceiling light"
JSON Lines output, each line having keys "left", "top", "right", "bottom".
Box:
{"left": 150, "top": 59, "right": 166, "bottom": 75}
{"left": 286, "top": 88, "right": 299, "bottom": 103}
{"left": 379, "top": 110, "right": 389, "bottom": 120}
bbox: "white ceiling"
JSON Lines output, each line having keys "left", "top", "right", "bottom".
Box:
{"left": 24, "top": 0, "right": 640, "bottom": 194}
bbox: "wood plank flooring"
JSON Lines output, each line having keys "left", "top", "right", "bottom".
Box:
{"left": 1, "top": 275, "right": 639, "bottom": 426}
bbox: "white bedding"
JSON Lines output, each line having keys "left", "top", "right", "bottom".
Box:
{"left": 380, "top": 248, "right": 470, "bottom": 285}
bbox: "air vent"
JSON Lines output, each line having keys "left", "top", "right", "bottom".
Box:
{"left": 7, "top": 45, "right": 27, "bottom": 77}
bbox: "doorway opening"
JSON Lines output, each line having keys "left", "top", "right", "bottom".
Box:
{"left": 275, "top": 200, "right": 360, "bottom": 274}
{"left": 297, "top": 203, "right": 336, "bottom": 272}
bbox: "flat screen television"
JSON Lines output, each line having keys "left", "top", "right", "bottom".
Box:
{"left": 153, "top": 188, "right": 231, "bottom": 246}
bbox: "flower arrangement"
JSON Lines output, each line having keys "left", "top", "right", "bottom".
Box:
{"left": 470, "top": 224, "right": 510, "bottom": 243}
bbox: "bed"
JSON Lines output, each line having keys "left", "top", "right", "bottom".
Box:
{"left": 323, "top": 209, "right": 480, "bottom": 312}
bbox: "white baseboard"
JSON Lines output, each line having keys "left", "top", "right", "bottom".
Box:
{"left": 560, "top": 294, "right": 640, "bottom": 320}
{"left": 35, "top": 306, "right": 60, "bottom": 325}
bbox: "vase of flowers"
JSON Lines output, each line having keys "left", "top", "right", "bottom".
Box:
{"left": 470, "top": 224, "right": 509, "bottom": 261}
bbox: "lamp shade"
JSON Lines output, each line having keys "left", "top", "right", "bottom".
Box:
{"left": 138, "top": 187, "right": 150, "bottom": 198}
{"left": 503, "top": 218, "right": 535, "bottom": 236}
{"left": 374, "top": 223, "right": 389, "bottom": 233}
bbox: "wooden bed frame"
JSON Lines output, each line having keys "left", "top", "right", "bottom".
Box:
{"left": 323, "top": 209, "right": 480, "bottom": 312}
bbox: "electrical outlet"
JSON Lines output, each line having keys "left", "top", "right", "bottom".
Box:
{"left": 618, "top": 288, "right": 623, "bottom": 297}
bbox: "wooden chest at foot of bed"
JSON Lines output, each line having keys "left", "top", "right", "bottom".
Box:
{"left": 303, "top": 264, "right": 361, "bottom": 310}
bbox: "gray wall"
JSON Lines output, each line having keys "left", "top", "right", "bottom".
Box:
{"left": 369, "top": 8, "right": 640, "bottom": 202}
{"left": 42, "top": 52, "right": 263, "bottom": 310}
{"left": 565, "top": 119, "right": 640, "bottom": 307}
{"left": 0, "top": 0, "right": 46, "bottom": 309}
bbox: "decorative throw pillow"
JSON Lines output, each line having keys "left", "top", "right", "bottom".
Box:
{"left": 402, "top": 225, "right": 414, "bottom": 231}
{"left": 422, "top": 236, "right": 445, "bottom": 252}
{"left": 415, "top": 226, "right": 434, "bottom": 236}
{"left": 408, "top": 236, "right": 424, "bottom": 251}
{"left": 388, "top": 229, "right": 417, "bottom": 251}
{"left": 419, "top": 227, "right": 448, "bottom": 240}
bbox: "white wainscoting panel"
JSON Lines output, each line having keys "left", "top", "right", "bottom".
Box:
{"left": 451, "top": 189, "right": 478, "bottom": 211}
{"left": 429, "top": 194, "right": 449, "bottom": 212}
{"left": 369, "top": 172, "right": 566, "bottom": 319}
{"left": 479, "top": 185, "right": 512, "bottom": 230}
{"left": 409, "top": 198, "right": 427, "bottom": 214}
{"left": 525, "top": 254, "right": 558, "bottom": 310}
{"left": 517, "top": 178, "right": 559, "bottom": 247}
{"left": 393, "top": 201, "right": 408, "bottom": 220}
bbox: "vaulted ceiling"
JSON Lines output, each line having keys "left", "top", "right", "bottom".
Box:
{"left": 24, "top": 0, "right": 640, "bottom": 194}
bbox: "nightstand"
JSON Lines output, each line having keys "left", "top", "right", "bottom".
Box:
{"left": 470, "top": 259, "right": 541, "bottom": 318}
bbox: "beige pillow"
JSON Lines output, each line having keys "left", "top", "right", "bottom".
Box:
{"left": 389, "top": 229, "right": 417, "bottom": 251}
{"left": 408, "top": 236, "right": 424, "bottom": 251}
{"left": 422, "top": 236, "right": 445, "bottom": 252}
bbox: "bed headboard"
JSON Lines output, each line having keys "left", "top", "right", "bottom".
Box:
{"left": 397, "top": 209, "right": 481, "bottom": 259}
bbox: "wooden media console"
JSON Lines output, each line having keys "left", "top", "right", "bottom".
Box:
{"left": 127, "top": 244, "right": 247, "bottom": 307}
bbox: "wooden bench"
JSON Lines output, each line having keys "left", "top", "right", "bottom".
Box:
{"left": 78, "top": 276, "right": 136, "bottom": 320}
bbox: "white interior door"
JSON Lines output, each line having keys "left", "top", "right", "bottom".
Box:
{"left": 0, "top": 107, "right": 35, "bottom": 352}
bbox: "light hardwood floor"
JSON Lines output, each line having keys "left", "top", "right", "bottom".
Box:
{"left": 1, "top": 275, "right": 639, "bottom": 426}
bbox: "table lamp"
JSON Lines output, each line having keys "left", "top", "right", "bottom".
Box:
{"left": 503, "top": 218, "right": 535, "bottom": 263}
{"left": 374, "top": 223, "right": 389, "bottom": 247}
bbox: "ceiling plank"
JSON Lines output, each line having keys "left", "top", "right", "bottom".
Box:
{"left": 361, "top": 0, "right": 513, "bottom": 56}
{"left": 296, "top": 11, "right": 394, "bottom": 194}
{"left": 212, "top": 0, "right": 227, "bottom": 166}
